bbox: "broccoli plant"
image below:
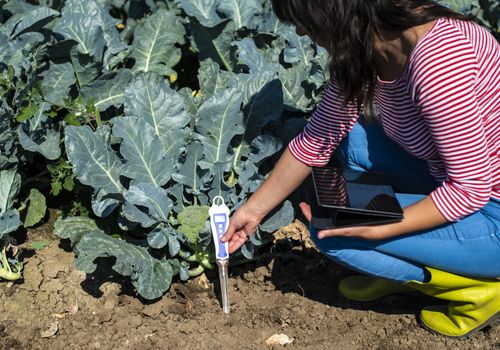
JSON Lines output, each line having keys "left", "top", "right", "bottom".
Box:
{"left": 0, "top": 169, "right": 22, "bottom": 281}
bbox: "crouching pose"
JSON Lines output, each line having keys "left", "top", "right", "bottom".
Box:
{"left": 221, "top": 0, "right": 500, "bottom": 338}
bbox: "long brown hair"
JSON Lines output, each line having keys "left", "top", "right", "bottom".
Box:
{"left": 272, "top": 0, "right": 470, "bottom": 113}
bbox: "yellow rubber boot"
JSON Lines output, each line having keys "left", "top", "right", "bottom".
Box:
{"left": 404, "top": 267, "right": 500, "bottom": 338}
{"left": 338, "top": 275, "right": 414, "bottom": 302}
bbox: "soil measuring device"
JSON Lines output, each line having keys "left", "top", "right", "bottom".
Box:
{"left": 209, "top": 196, "right": 230, "bottom": 314}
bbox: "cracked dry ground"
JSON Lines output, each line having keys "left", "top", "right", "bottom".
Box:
{"left": 0, "top": 213, "right": 499, "bottom": 350}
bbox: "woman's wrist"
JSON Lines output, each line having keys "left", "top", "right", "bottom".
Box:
{"left": 242, "top": 197, "right": 269, "bottom": 222}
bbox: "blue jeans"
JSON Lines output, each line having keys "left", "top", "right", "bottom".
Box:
{"left": 309, "top": 121, "right": 500, "bottom": 283}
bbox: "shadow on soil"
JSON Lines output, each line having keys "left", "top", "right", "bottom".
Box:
{"left": 229, "top": 240, "right": 439, "bottom": 318}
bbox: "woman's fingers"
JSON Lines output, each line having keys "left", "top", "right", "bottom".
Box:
{"left": 228, "top": 230, "right": 248, "bottom": 253}
{"left": 299, "top": 202, "right": 312, "bottom": 222}
{"left": 220, "top": 219, "right": 236, "bottom": 243}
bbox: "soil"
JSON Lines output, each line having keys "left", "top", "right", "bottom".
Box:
{"left": 1, "top": 211, "right": 499, "bottom": 350}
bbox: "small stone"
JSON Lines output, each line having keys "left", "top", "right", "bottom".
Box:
{"left": 129, "top": 315, "right": 142, "bottom": 328}
{"left": 142, "top": 303, "right": 162, "bottom": 317}
{"left": 98, "top": 312, "right": 113, "bottom": 324}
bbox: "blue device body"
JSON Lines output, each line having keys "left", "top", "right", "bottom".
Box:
{"left": 213, "top": 213, "right": 229, "bottom": 259}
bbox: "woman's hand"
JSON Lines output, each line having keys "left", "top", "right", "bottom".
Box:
{"left": 300, "top": 194, "right": 447, "bottom": 240}
{"left": 220, "top": 204, "right": 265, "bottom": 254}
{"left": 299, "top": 202, "right": 383, "bottom": 240}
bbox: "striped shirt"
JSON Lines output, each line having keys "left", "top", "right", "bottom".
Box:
{"left": 289, "top": 18, "right": 500, "bottom": 222}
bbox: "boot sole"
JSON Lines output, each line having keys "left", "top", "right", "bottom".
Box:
{"left": 419, "top": 310, "right": 500, "bottom": 339}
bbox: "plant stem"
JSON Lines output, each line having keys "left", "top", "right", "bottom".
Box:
{"left": 22, "top": 170, "right": 49, "bottom": 187}
{"left": 188, "top": 265, "right": 205, "bottom": 277}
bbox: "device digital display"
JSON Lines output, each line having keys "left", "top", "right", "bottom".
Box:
{"left": 214, "top": 214, "right": 226, "bottom": 223}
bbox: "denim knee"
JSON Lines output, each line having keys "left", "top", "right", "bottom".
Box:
{"left": 308, "top": 224, "right": 352, "bottom": 261}
{"left": 336, "top": 122, "right": 371, "bottom": 172}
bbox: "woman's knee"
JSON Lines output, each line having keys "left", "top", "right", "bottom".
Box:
{"left": 308, "top": 225, "right": 359, "bottom": 261}
{"left": 336, "top": 122, "right": 372, "bottom": 172}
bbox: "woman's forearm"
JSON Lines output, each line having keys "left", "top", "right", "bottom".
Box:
{"left": 378, "top": 195, "right": 447, "bottom": 238}
{"left": 244, "top": 147, "right": 311, "bottom": 219}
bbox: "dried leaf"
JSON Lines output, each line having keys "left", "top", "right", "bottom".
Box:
{"left": 67, "top": 303, "right": 79, "bottom": 315}
{"left": 265, "top": 333, "right": 294, "bottom": 346}
{"left": 51, "top": 313, "right": 66, "bottom": 319}
{"left": 40, "top": 321, "right": 58, "bottom": 338}
{"left": 197, "top": 273, "right": 210, "bottom": 290}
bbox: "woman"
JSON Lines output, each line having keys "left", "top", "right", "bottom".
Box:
{"left": 221, "top": 0, "right": 500, "bottom": 338}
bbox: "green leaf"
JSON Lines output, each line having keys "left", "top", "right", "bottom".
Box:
{"left": 147, "top": 225, "right": 179, "bottom": 253}
{"left": 112, "top": 117, "right": 174, "bottom": 187}
{"left": 74, "top": 230, "right": 175, "bottom": 300}
{"left": 65, "top": 125, "right": 124, "bottom": 194}
{"left": 0, "top": 211, "right": 22, "bottom": 239}
{"left": 195, "top": 88, "right": 245, "bottom": 168}
{"left": 69, "top": 44, "right": 101, "bottom": 87}
{"left": 0, "top": 107, "right": 18, "bottom": 168}
{"left": 124, "top": 73, "right": 190, "bottom": 160}
{"left": 197, "top": 59, "right": 233, "bottom": 98}
{"left": 191, "top": 20, "right": 236, "bottom": 72}
{"left": 24, "top": 189, "right": 47, "bottom": 227}
{"left": 15, "top": 104, "right": 37, "bottom": 123}
{"left": 172, "top": 142, "right": 208, "bottom": 196}
{"left": 53, "top": 13, "right": 105, "bottom": 59}
{"left": 91, "top": 189, "right": 120, "bottom": 218}
{"left": 130, "top": 9, "right": 185, "bottom": 75}
{"left": 3, "top": 0, "right": 38, "bottom": 14}
{"left": 279, "top": 65, "right": 313, "bottom": 112}
{"left": 260, "top": 200, "right": 294, "bottom": 233}
{"left": 234, "top": 38, "right": 277, "bottom": 74}
{"left": 41, "top": 62, "right": 76, "bottom": 106}
{"left": 257, "top": 6, "right": 289, "bottom": 34}
{"left": 124, "top": 183, "right": 173, "bottom": 224}
{"left": 283, "top": 30, "right": 315, "bottom": 66}
{"left": 231, "top": 78, "right": 283, "bottom": 177}
{"left": 250, "top": 135, "right": 283, "bottom": 165}
{"left": 5, "top": 7, "right": 59, "bottom": 39}
{"left": 53, "top": 216, "right": 99, "bottom": 246}
{"left": 0, "top": 169, "right": 21, "bottom": 213}
{"left": 175, "top": 0, "right": 222, "bottom": 27}
{"left": 217, "top": 0, "right": 262, "bottom": 30}
{"left": 81, "top": 70, "right": 133, "bottom": 112}
{"left": 30, "top": 240, "right": 53, "bottom": 250}
{"left": 18, "top": 102, "right": 61, "bottom": 160}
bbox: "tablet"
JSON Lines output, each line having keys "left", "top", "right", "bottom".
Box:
{"left": 310, "top": 167, "right": 404, "bottom": 229}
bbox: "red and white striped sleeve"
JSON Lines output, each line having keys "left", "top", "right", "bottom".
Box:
{"left": 411, "top": 29, "right": 494, "bottom": 221}
{"left": 288, "top": 78, "right": 359, "bottom": 166}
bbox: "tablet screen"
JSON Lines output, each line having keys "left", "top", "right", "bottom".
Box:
{"left": 311, "top": 167, "right": 403, "bottom": 215}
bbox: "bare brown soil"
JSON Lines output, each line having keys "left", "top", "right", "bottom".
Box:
{"left": 0, "top": 212, "right": 499, "bottom": 350}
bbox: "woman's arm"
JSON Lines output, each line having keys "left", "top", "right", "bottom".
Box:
{"left": 222, "top": 78, "right": 360, "bottom": 253}
{"left": 221, "top": 148, "right": 311, "bottom": 253}
{"left": 303, "top": 195, "right": 447, "bottom": 240}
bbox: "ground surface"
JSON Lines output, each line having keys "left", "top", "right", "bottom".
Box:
{"left": 0, "top": 211, "right": 499, "bottom": 350}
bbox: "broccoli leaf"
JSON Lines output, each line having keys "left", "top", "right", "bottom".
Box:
{"left": 53, "top": 216, "right": 99, "bottom": 247}
{"left": 130, "top": 9, "right": 185, "bottom": 75}
{"left": 65, "top": 125, "right": 124, "bottom": 194}
{"left": 0, "top": 169, "right": 21, "bottom": 213}
{"left": 124, "top": 73, "right": 191, "bottom": 160}
{"left": 23, "top": 189, "right": 47, "bottom": 228}
{"left": 74, "top": 230, "right": 175, "bottom": 300}
{"left": 112, "top": 116, "right": 174, "bottom": 187}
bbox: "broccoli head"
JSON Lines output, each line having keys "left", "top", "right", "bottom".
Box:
{"left": 177, "top": 205, "right": 210, "bottom": 244}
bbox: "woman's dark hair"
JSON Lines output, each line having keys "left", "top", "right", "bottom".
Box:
{"left": 272, "top": 0, "right": 470, "bottom": 113}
